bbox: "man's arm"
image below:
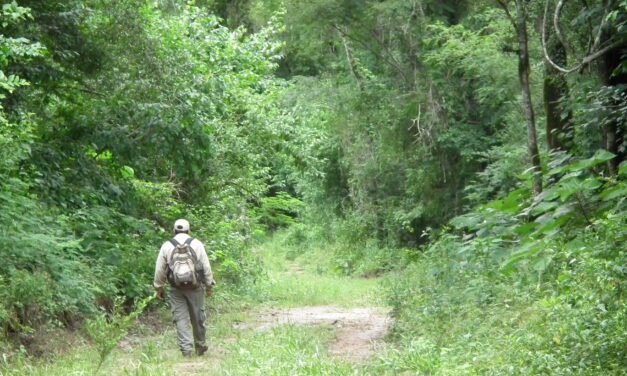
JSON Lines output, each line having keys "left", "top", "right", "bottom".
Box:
{"left": 153, "top": 245, "right": 169, "bottom": 290}
{"left": 195, "top": 241, "right": 215, "bottom": 289}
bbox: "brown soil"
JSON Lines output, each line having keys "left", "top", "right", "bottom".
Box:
{"left": 234, "top": 306, "right": 391, "bottom": 363}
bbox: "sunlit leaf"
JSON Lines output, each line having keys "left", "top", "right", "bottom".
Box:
{"left": 567, "top": 149, "right": 616, "bottom": 172}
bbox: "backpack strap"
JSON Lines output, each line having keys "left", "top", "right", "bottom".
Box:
{"left": 184, "top": 238, "right": 198, "bottom": 263}
{"left": 167, "top": 237, "right": 197, "bottom": 265}
{"left": 167, "top": 238, "right": 181, "bottom": 268}
{"left": 184, "top": 238, "right": 204, "bottom": 280}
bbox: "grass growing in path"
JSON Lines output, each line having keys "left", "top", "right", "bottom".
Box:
{"left": 209, "top": 234, "right": 389, "bottom": 375}
{"left": 253, "top": 233, "right": 383, "bottom": 308}
{"left": 4, "top": 233, "right": 388, "bottom": 375}
{"left": 217, "top": 325, "right": 356, "bottom": 376}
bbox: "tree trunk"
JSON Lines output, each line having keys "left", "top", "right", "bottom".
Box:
{"left": 598, "top": 31, "right": 626, "bottom": 176}
{"left": 516, "top": 0, "right": 543, "bottom": 194}
{"left": 544, "top": 30, "right": 573, "bottom": 151}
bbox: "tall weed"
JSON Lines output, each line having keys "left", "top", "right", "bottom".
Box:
{"left": 85, "top": 296, "right": 154, "bottom": 372}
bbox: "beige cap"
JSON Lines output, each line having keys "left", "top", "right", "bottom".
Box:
{"left": 173, "top": 219, "right": 190, "bottom": 233}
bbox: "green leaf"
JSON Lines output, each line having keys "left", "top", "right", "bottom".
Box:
{"left": 536, "top": 214, "right": 571, "bottom": 236}
{"left": 120, "top": 166, "right": 135, "bottom": 179}
{"left": 501, "top": 243, "right": 542, "bottom": 273}
{"left": 498, "top": 189, "right": 526, "bottom": 213}
{"left": 599, "top": 184, "right": 627, "bottom": 201}
{"left": 449, "top": 213, "right": 483, "bottom": 230}
{"left": 533, "top": 254, "right": 552, "bottom": 273}
{"left": 554, "top": 177, "right": 601, "bottom": 201}
{"left": 581, "top": 177, "right": 602, "bottom": 191}
{"left": 534, "top": 186, "right": 559, "bottom": 203}
{"left": 553, "top": 203, "right": 574, "bottom": 218}
{"left": 530, "top": 201, "right": 558, "bottom": 216}
{"left": 535, "top": 213, "right": 554, "bottom": 226}
{"left": 514, "top": 222, "right": 537, "bottom": 237}
{"left": 567, "top": 149, "right": 616, "bottom": 172}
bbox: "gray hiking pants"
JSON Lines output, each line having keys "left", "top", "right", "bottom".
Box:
{"left": 169, "top": 287, "right": 206, "bottom": 355}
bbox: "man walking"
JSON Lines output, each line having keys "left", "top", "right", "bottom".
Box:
{"left": 154, "top": 219, "right": 216, "bottom": 357}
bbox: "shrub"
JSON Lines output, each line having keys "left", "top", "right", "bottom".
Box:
{"left": 380, "top": 158, "right": 626, "bottom": 375}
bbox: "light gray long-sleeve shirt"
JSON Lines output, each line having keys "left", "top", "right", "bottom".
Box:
{"left": 153, "top": 233, "right": 215, "bottom": 289}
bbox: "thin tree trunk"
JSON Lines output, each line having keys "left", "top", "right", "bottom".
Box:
{"left": 598, "top": 29, "right": 626, "bottom": 175}
{"left": 544, "top": 30, "right": 573, "bottom": 151}
{"left": 516, "top": 0, "right": 543, "bottom": 194}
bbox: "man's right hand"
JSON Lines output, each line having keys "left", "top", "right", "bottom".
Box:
{"left": 206, "top": 287, "right": 213, "bottom": 298}
{"left": 156, "top": 287, "right": 165, "bottom": 301}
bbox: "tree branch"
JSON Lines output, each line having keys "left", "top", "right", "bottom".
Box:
{"left": 371, "top": 30, "right": 412, "bottom": 84}
{"left": 331, "top": 24, "right": 410, "bottom": 84}
{"left": 336, "top": 24, "right": 363, "bottom": 90}
{"left": 554, "top": 0, "right": 571, "bottom": 53}
{"left": 495, "top": 0, "right": 519, "bottom": 31}
{"left": 579, "top": 0, "right": 595, "bottom": 55}
{"left": 541, "top": 0, "right": 620, "bottom": 74}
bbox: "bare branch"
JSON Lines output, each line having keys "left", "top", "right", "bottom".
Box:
{"left": 542, "top": 0, "right": 622, "bottom": 74}
{"left": 336, "top": 24, "right": 363, "bottom": 90}
{"left": 331, "top": 24, "right": 410, "bottom": 84}
{"left": 554, "top": 0, "right": 571, "bottom": 53}
{"left": 589, "top": 0, "right": 612, "bottom": 53}
{"left": 578, "top": 40, "right": 623, "bottom": 64}
{"left": 371, "top": 30, "right": 412, "bottom": 83}
{"left": 580, "top": 0, "right": 595, "bottom": 54}
{"left": 542, "top": 0, "right": 574, "bottom": 73}
{"left": 495, "top": 0, "right": 519, "bottom": 31}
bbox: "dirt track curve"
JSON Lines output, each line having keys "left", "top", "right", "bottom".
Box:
{"left": 234, "top": 305, "right": 391, "bottom": 363}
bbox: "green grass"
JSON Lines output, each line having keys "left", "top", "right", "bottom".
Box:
{"left": 253, "top": 232, "right": 384, "bottom": 308}
{"left": 216, "top": 325, "right": 356, "bottom": 375}
{"left": 257, "top": 272, "right": 381, "bottom": 308}
{"left": 3, "top": 233, "right": 387, "bottom": 375}
{"left": 2, "top": 306, "right": 240, "bottom": 376}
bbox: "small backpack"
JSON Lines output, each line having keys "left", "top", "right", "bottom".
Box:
{"left": 167, "top": 238, "right": 202, "bottom": 289}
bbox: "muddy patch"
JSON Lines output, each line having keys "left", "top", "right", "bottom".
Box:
{"left": 234, "top": 306, "right": 391, "bottom": 363}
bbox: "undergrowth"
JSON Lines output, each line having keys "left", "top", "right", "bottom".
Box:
{"left": 376, "top": 211, "right": 625, "bottom": 375}
{"left": 370, "top": 157, "right": 627, "bottom": 375}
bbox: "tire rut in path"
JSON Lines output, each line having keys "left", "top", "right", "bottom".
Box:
{"left": 234, "top": 306, "right": 392, "bottom": 363}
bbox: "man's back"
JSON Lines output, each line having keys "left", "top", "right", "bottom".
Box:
{"left": 154, "top": 232, "right": 215, "bottom": 290}
{"left": 153, "top": 219, "right": 215, "bottom": 357}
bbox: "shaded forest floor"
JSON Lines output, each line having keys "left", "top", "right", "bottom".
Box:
{"left": 10, "top": 239, "right": 390, "bottom": 375}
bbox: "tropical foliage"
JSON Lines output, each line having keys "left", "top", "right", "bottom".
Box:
{"left": 0, "top": 0, "right": 625, "bottom": 374}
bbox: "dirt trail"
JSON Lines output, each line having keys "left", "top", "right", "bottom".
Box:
{"left": 234, "top": 305, "right": 391, "bottom": 363}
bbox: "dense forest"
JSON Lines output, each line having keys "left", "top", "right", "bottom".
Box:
{"left": 1, "top": 0, "right": 625, "bottom": 374}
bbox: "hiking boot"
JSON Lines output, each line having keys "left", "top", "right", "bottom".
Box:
{"left": 196, "top": 344, "right": 208, "bottom": 356}
{"left": 182, "top": 351, "right": 193, "bottom": 358}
